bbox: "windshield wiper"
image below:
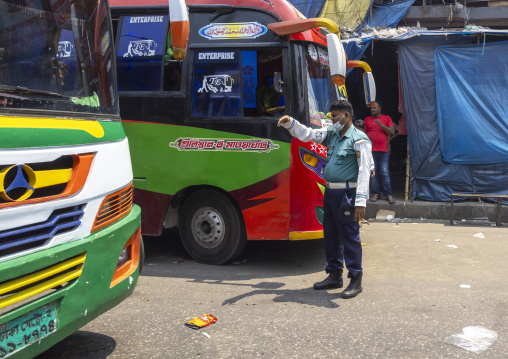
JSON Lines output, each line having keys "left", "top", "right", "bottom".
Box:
{"left": 0, "top": 85, "right": 63, "bottom": 97}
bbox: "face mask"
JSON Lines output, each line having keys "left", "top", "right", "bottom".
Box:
{"left": 333, "top": 113, "right": 346, "bottom": 131}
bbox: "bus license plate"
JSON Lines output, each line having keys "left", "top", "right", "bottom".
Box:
{"left": 0, "top": 302, "right": 57, "bottom": 358}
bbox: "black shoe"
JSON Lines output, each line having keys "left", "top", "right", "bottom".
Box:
{"left": 341, "top": 273, "right": 363, "bottom": 299}
{"left": 313, "top": 270, "right": 343, "bottom": 290}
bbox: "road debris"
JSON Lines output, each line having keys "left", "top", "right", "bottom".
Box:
{"left": 434, "top": 239, "right": 441, "bottom": 242}
{"left": 447, "top": 245, "right": 458, "bottom": 249}
{"left": 185, "top": 314, "right": 217, "bottom": 330}
{"left": 376, "top": 209, "right": 395, "bottom": 221}
{"left": 460, "top": 284, "right": 471, "bottom": 288}
{"left": 202, "top": 332, "right": 211, "bottom": 339}
{"left": 473, "top": 233, "right": 485, "bottom": 239}
{"left": 445, "top": 326, "right": 498, "bottom": 354}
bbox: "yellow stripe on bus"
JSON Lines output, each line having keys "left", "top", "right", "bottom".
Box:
{"left": 33, "top": 168, "right": 72, "bottom": 189}
{"left": 0, "top": 265, "right": 83, "bottom": 310}
{"left": 289, "top": 230, "right": 324, "bottom": 240}
{"left": 0, "top": 254, "right": 86, "bottom": 296}
{"left": 0, "top": 116, "right": 104, "bottom": 138}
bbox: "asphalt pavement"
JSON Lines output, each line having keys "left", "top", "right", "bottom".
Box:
{"left": 37, "top": 220, "right": 508, "bottom": 358}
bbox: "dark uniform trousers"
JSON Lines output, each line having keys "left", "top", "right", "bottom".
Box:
{"left": 322, "top": 187, "right": 362, "bottom": 278}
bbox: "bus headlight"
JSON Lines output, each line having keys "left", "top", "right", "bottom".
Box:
{"left": 110, "top": 227, "right": 140, "bottom": 288}
{"left": 300, "top": 147, "right": 326, "bottom": 179}
{"left": 117, "top": 247, "right": 130, "bottom": 266}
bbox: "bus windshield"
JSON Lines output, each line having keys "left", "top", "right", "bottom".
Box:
{"left": 306, "top": 43, "right": 338, "bottom": 127}
{"left": 0, "top": 0, "right": 118, "bottom": 116}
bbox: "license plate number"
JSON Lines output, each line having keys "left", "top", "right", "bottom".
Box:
{"left": 0, "top": 302, "right": 57, "bottom": 358}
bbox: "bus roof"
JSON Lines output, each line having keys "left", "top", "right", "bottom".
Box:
{"left": 109, "top": 0, "right": 300, "bottom": 23}
{"left": 109, "top": 0, "right": 327, "bottom": 45}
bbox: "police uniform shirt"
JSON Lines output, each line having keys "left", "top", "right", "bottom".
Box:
{"left": 282, "top": 117, "right": 374, "bottom": 207}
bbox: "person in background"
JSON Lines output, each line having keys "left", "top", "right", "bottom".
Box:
{"left": 354, "top": 119, "right": 365, "bottom": 132}
{"left": 364, "top": 100, "right": 395, "bottom": 204}
{"left": 278, "top": 100, "right": 373, "bottom": 299}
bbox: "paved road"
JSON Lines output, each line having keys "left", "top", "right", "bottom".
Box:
{"left": 38, "top": 221, "right": 508, "bottom": 358}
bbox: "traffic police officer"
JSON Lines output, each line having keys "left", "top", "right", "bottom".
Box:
{"left": 278, "top": 99, "right": 373, "bottom": 299}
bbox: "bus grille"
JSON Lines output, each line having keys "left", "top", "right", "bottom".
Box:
{"left": 0, "top": 153, "right": 94, "bottom": 209}
{"left": 0, "top": 205, "right": 85, "bottom": 258}
{"left": 0, "top": 253, "right": 86, "bottom": 314}
{"left": 92, "top": 184, "right": 133, "bottom": 232}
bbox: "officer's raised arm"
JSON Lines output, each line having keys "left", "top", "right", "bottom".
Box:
{"left": 277, "top": 115, "right": 328, "bottom": 144}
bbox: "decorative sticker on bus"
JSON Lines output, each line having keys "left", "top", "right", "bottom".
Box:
{"left": 170, "top": 138, "right": 279, "bottom": 153}
{"left": 197, "top": 52, "right": 235, "bottom": 60}
{"left": 127, "top": 16, "right": 165, "bottom": 23}
{"left": 123, "top": 39, "right": 157, "bottom": 57}
{"left": 317, "top": 47, "right": 329, "bottom": 67}
{"left": 57, "top": 41, "right": 73, "bottom": 58}
{"left": 308, "top": 44, "right": 318, "bottom": 61}
{"left": 199, "top": 22, "right": 268, "bottom": 40}
{"left": 310, "top": 142, "right": 327, "bottom": 156}
{"left": 198, "top": 74, "right": 234, "bottom": 93}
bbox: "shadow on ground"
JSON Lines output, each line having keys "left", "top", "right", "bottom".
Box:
{"left": 35, "top": 331, "right": 116, "bottom": 359}
{"left": 140, "top": 228, "right": 327, "bottom": 281}
{"left": 183, "top": 278, "right": 342, "bottom": 308}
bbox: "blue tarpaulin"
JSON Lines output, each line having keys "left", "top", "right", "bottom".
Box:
{"left": 361, "top": 0, "right": 415, "bottom": 30}
{"left": 398, "top": 35, "right": 508, "bottom": 201}
{"left": 343, "top": 38, "right": 372, "bottom": 75}
{"left": 435, "top": 41, "right": 508, "bottom": 165}
{"left": 290, "top": 0, "right": 326, "bottom": 19}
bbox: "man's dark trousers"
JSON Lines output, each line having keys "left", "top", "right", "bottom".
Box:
{"left": 322, "top": 187, "right": 362, "bottom": 277}
{"left": 371, "top": 151, "right": 392, "bottom": 197}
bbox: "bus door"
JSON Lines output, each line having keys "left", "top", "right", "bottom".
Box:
{"left": 184, "top": 8, "right": 295, "bottom": 245}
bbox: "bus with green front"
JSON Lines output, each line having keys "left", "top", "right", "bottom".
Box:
{"left": 109, "top": 0, "right": 375, "bottom": 265}
{"left": 0, "top": 0, "right": 155, "bottom": 356}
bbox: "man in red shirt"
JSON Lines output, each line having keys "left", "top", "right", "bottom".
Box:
{"left": 364, "top": 100, "right": 395, "bottom": 204}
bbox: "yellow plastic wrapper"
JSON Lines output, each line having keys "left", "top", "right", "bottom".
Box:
{"left": 185, "top": 314, "right": 217, "bottom": 330}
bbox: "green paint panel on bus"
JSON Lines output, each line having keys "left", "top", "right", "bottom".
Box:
{"left": 0, "top": 207, "right": 141, "bottom": 359}
{"left": 0, "top": 121, "right": 126, "bottom": 149}
{"left": 123, "top": 122, "right": 291, "bottom": 194}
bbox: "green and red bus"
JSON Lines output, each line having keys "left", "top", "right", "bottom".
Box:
{"left": 0, "top": 0, "right": 155, "bottom": 356}
{"left": 109, "top": 0, "right": 375, "bottom": 264}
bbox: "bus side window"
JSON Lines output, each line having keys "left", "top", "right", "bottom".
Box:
{"left": 191, "top": 48, "right": 284, "bottom": 118}
{"left": 116, "top": 15, "right": 168, "bottom": 91}
{"left": 163, "top": 28, "right": 181, "bottom": 91}
{"left": 245, "top": 48, "right": 284, "bottom": 117}
{"left": 192, "top": 50, "right": 241, "bottom": 117}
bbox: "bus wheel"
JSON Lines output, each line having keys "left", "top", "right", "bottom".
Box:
{"left": 179, "top": 190, "right": 246, "bottom": 264}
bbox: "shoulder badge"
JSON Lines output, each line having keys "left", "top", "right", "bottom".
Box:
{"left": 356, "top": 150, "right": 361, "bottom": 158}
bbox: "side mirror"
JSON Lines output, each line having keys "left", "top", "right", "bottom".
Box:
{"left": 326, "top": 33, "right": 346, "bottom": 86}
{"left": 273, "top": 72, "right": 284, "bottom": 93}
{"left": 363, "top": 72, "right": 376, "bottom": 107}
{"left": 169, "top": 0, "right": 190, "bottom": 60}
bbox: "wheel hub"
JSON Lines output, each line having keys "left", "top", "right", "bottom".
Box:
{"left": 191, "top": 207, "right": 225, "bottom": 249}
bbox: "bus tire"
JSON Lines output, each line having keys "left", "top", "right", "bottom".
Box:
{"left": 179, "top": 190, "right": 246, "bottom": 264}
